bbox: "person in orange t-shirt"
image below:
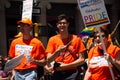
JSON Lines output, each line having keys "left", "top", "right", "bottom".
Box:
{"left": 84, "top": 27, "right": 120, "bottom": 80}
{"left": 8, "top": 18, "right": 46, "bottom": 80}
{"left": 45, "top": 14, "right": 86, "bottom": 80}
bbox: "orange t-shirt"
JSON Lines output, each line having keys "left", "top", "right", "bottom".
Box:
{"left": 46, "top": 34, "right": 86, "bottom": 64}
{"left": 9, "top": 37, "right": 46, "bottom": 70}
{"left": 88, "top": 44, "right": 120, "bottom": 80}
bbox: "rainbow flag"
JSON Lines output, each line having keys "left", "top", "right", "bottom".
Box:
{"left": 78, "top": 27, "right": 94, "bottom": 37}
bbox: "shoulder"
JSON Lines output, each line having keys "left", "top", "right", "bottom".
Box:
{"left": 12, "top": 37, "right": 21, "bottom": 41}
{"left": 32, "top": 37, "right": 40, "bottom": 41}
{"left": 10, "top": 37, "right": 22, "bottom": 44}
{"left": 71, "top": 34, "right": 77, "bottom": 37}
{"left": 48, "top": 34, "right": 60, "bottom": 41}
{"left": 71, "top": 34, "right": 83, "bottom": 42}
{"left": 109, "top": 44, "right": 120, "bottom": 58}
{"left": 109, "top": 44, "right": 120, "bottom": 52}
{"left": 71, "top": 34, "right": 80, "bottom": 39}
{"left": 108, "top": 44, "right": 120, "bottom": 51}
{"left": 88, "top": 46, "right": 98, "bottom": 58}
{"left": 31, "top": 37, "right": 43, "bottom": 44}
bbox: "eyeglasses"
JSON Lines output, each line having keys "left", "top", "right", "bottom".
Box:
{"left": 57, "top": 22, "right": 67, "bottom": 25}
{"left": 94, "top": 35, "right": 106, "bottom": 39}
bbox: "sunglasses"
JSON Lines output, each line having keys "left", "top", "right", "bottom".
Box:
{"left": 94, "top": 35, "right": 106, "bottom": 39}
{"left": 20, "top": 23, "right": 30, "bottom": 27}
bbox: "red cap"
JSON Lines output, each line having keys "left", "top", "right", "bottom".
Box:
{"left": 17, "top": 18, "right": 33, "bottom": 27}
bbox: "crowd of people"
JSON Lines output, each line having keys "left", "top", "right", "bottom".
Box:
{"left": 1, "top": 13, "right": 120, "bottom": 80}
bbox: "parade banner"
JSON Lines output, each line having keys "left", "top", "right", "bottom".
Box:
{"left": 22, "top": 0, "right": 33, "bottom": 20}
{"left": 77, "top": 0, "right": 114, "bottom": 79}
{"left": 4, "top": 54, "right": 24, "bottom": 71}
{"left": 77, "top": 0, "right": 110, "bottom": 28}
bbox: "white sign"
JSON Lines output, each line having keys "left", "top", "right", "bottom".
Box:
{"left": 77, "top": 0, "right": 110, "bottom": 28}
{"left": 22, "top": 0, "right": 33, "bottom": 20}
{"left": 4, "top": 54, "right": 24, "bottom": 71}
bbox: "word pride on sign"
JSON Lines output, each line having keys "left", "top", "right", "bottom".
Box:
{"left": 78, "top": 0, "right": 110, "bottom": 28}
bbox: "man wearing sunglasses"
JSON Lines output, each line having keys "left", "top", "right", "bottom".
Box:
{"left": 8, "top": 18, "right": 46, "bottom": 80}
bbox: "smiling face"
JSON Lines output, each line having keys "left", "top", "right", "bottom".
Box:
{"left": 57, "top": 18, "right": 69, "bottom": 32}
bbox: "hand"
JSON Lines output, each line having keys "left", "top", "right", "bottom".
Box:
{"left": 45, "top": 65, "right": 54, "bottom": 74}
{"left": 104, "top": 53, "right": 113, "bottom": 63}
{"left": 27, "top": 57, "right": 35, "bottom": 64}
